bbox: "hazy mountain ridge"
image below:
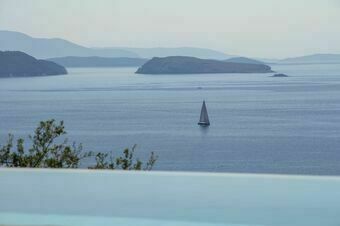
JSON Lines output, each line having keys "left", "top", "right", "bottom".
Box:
{"left": 279, "top": 54, "right": 340, "bottom": 64}
{"left": 2, "top": 31, "right": 340, "bottom": 64}
{"left": 0, "top": 51, "right": 67, "bottom": 77}
{"left": 136, "top": 56, "right": 273, "bottom": 74}
{"left": 225, "top": 57, "right": 265, "bottom": 65}
{"left": 47, "top": 56, "right": 148, "bottom": 67}
{"left": 0, "top": 30, "right": 138, "bottom": 59}
{"left": 0, "top": 31, "right": 233, "bottom": 60}
{"left": 101, "top": 47, "right": 234, "bottom": 60}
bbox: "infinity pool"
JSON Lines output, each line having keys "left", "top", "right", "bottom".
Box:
{"left": 1, "top": 169, "right": 340, "bottom": 226}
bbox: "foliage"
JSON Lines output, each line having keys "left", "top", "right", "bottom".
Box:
{"left": 0, "top": 119, "right": 157, "bottom": 170}
{"left": 90, "top": 145, "right": 158, "bottom": 170}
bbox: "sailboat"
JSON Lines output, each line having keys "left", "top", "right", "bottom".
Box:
{"left": 198, "top": 100, "right": 210, "bottom": 126}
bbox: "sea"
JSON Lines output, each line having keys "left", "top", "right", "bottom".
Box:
{"left": 1, "top": 64, "right": 340, "bottom": 175}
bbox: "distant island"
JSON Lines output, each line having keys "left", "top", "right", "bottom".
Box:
{"left": 272, "top": 73, "right": 288, "bottom": 77}
{"left": 0, "top": 51, "right": 67, "bottom": 77}
{"left": 136, "top": 56, "right": 273, "bottom": 74}
{"left": 225, "top": 57, "right": 265, "bottom": 65}
{"left": 47, "top": 56, "right": 148, "bottom": 68}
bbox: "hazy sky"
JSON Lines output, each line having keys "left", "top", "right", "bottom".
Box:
{"left": 1, "top": 0, "right": 340, "bottom": 58}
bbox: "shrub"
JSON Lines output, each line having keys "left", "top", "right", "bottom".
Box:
{"left": 0, "top": 119, "right": 157, "bottom": 170}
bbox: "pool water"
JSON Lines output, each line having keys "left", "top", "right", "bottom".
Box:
{"left": 0, "top": 212, "right": 238, "bottom": 226}
{"left": 1, "top": 169, "right": 340, "bottom": 226}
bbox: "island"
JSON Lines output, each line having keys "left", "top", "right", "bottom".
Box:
{"left": 272, "top": 73, "right": 288, "bottom": 77}
{"left": 136, "top": 56, "right": 273, "bottom": 74}
{"left": 47, "top": 56, "right": 148, "bottom": 68}
{"left": 0, "top": 51, "right": 67, "bottom": 77}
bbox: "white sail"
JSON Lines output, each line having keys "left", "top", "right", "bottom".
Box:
{"left": 198, "top": 100, "right": 210, "bottom": 126}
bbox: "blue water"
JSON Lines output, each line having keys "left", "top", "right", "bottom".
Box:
{"left": 1, "top": 64, "right": 340, "bottom": 174}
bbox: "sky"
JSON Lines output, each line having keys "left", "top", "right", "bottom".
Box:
{"left": 1, "top": 0, "right": 340, "bottom": 58}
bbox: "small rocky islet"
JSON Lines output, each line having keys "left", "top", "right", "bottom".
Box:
{"left": 272, "top": 73, "right": 289, "bottom": 77}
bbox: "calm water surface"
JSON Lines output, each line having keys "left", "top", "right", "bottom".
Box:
{"left": 1, "top": 64, "right": 340, "bottom": 174}
{"left": 1, "top": 170, "right": 340, "bottom": 226}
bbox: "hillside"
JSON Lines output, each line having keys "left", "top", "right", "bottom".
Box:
{"left": 107, "top": 47, "right": 234, "bottom": 59}
{"left": 0, "top": 30, "right": 138, "bottom": 59}
{"left": 0, "top": 51, "right": 67, "bottom": 77}
{"left": 47, "top": 56, "right": 148, "bottom": 67}
{"left": 0, "top": 31, "right": 236, "bottom": 60}
{"left": 136, "top": 56, "right": 273, "bottom": 74}
{"left": 279, "top": 54, "right": 340, "bottom": 64}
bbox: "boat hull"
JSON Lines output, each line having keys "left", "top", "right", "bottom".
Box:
{"left": 198, "top": 122, "right": 210, "bottom": 126}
